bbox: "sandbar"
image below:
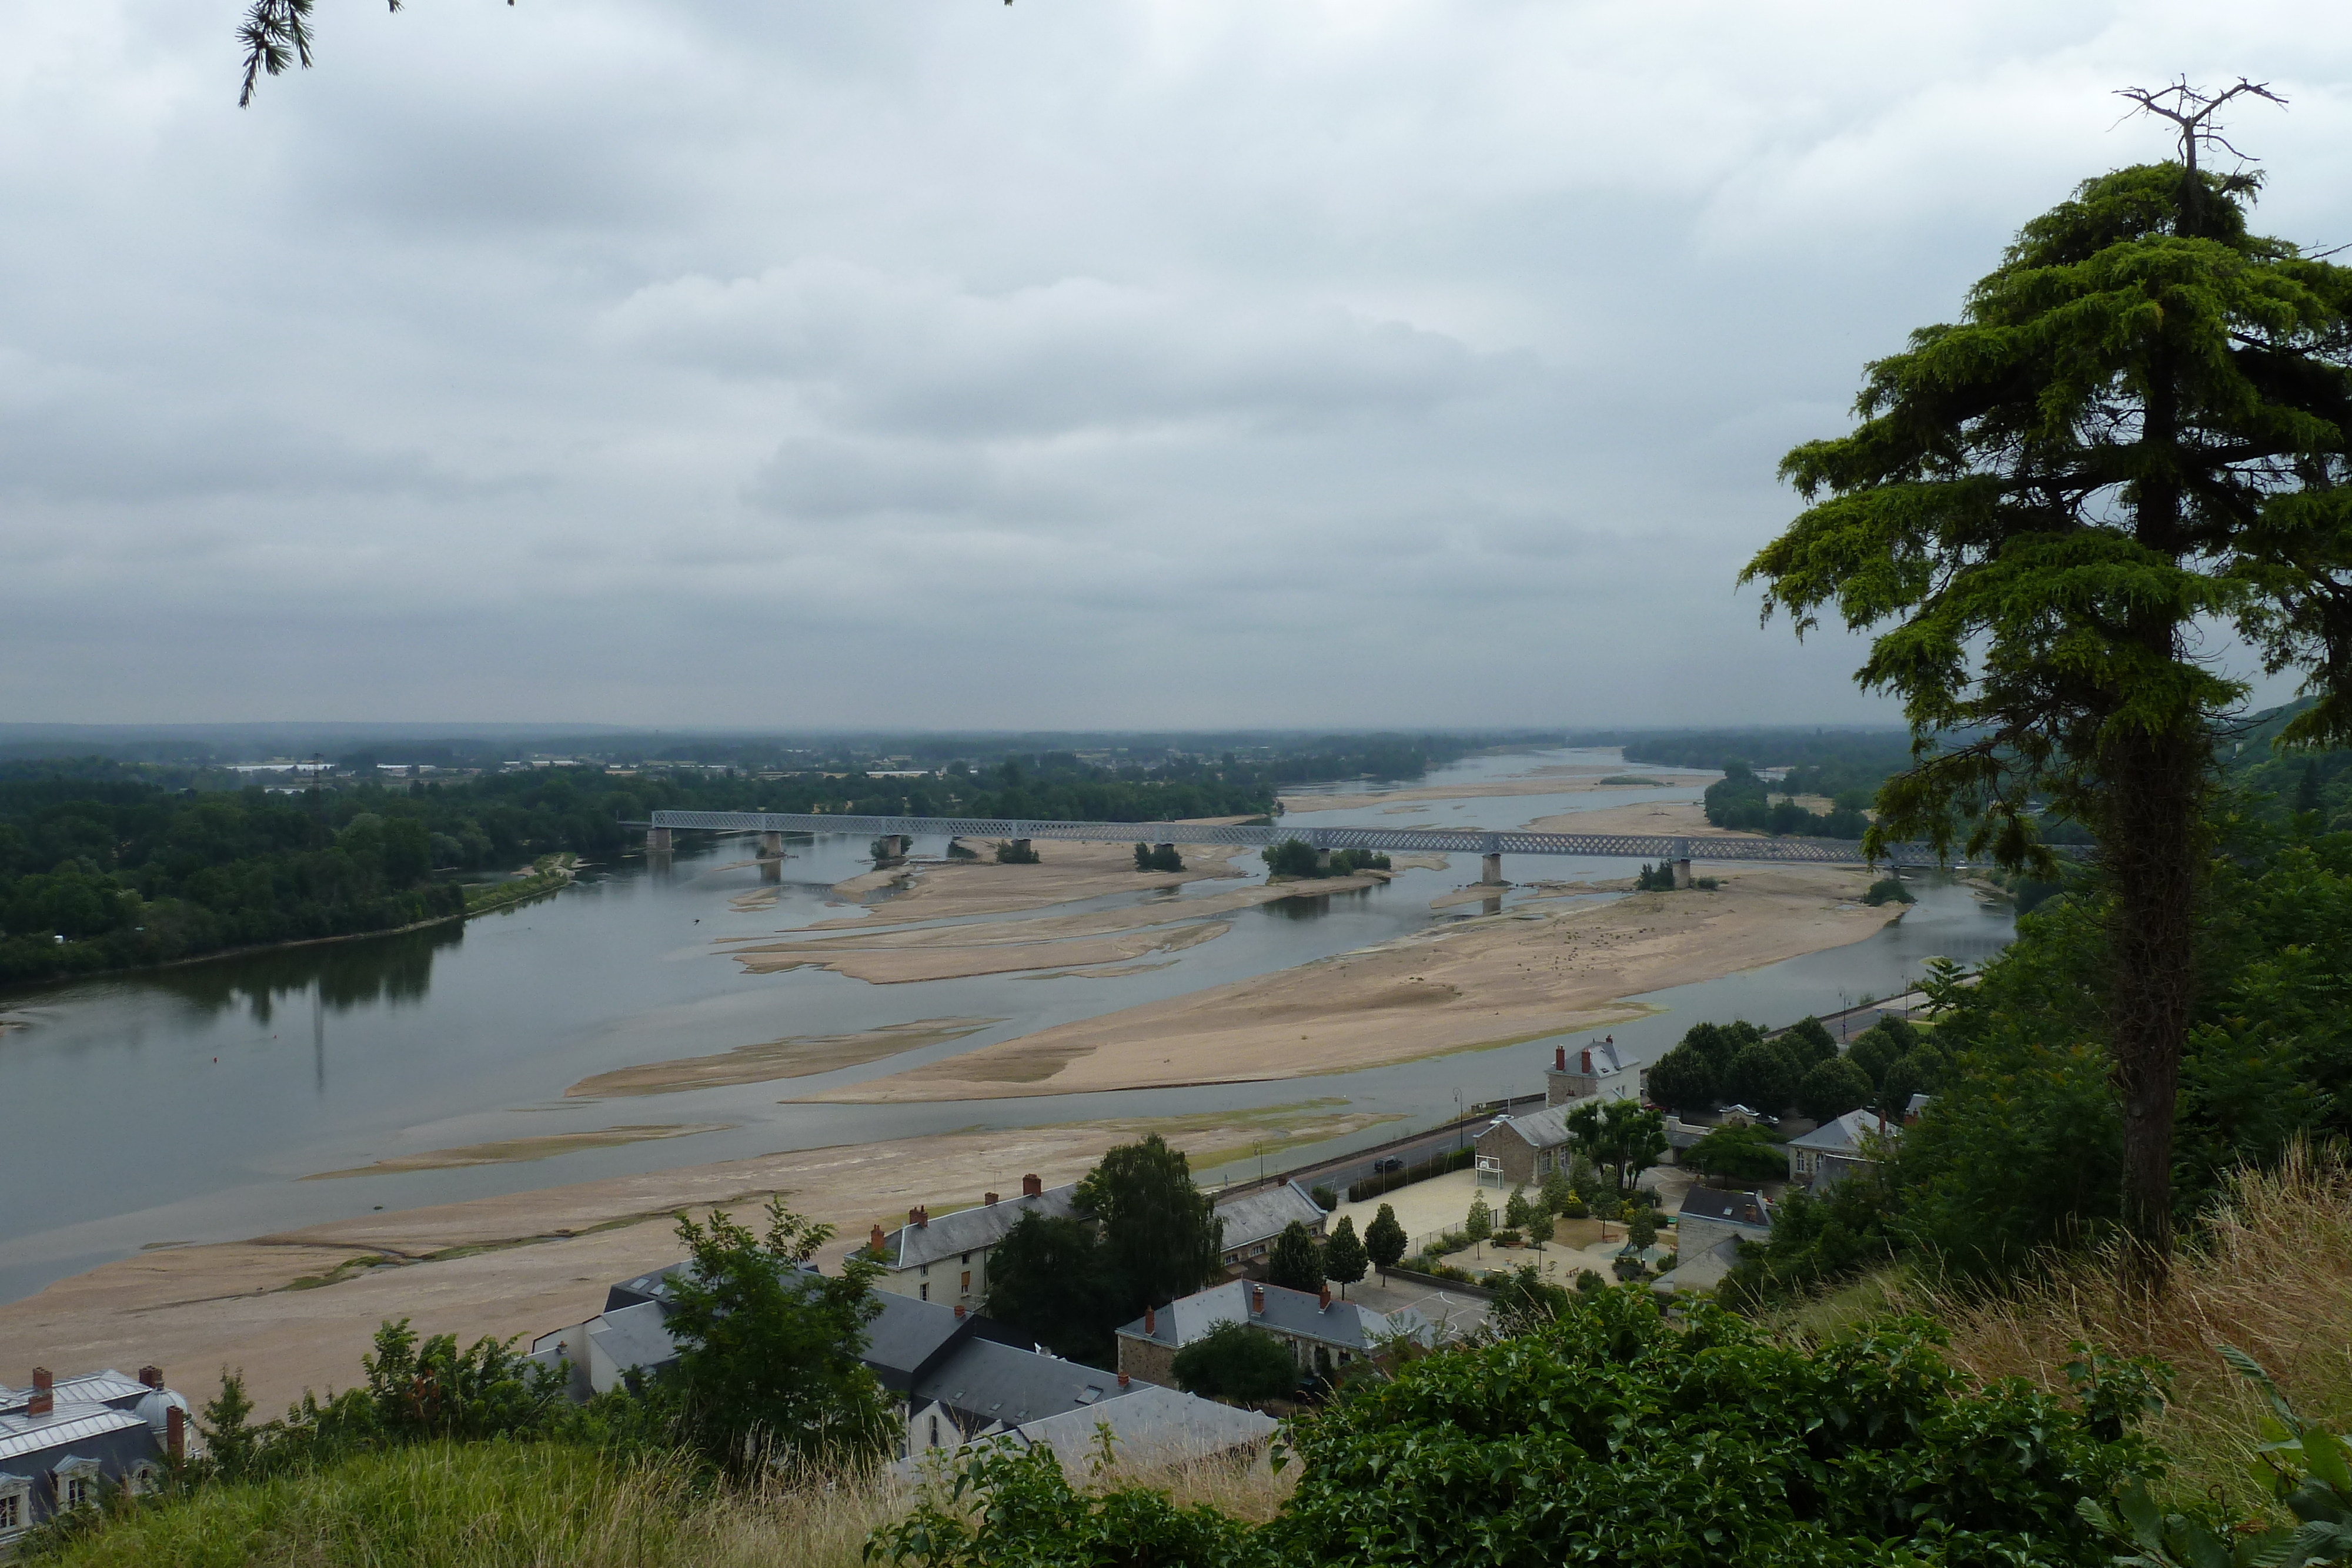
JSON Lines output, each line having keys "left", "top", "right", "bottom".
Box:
{"left": 1, "top": 1106, "right": 1387, "bottom": 1416}
{"left": 303, "top": 1124, "right": 733, "bottom": 1179}
{"left": 802, "top": 863, "right": 1897, "bottom": 1103}
{"left": 816, "top": 838, "right": 1255, "bottom": 925}
{"left": 1281, "top": 773, "right": 1712, "bottom": 814}
{"left": 564, "top": 1018, "right": 998, "bottom": 1098}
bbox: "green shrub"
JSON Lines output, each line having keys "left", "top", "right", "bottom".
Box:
{"left": 1170, "top": 1321, "right": 1299, "bottom": 1403}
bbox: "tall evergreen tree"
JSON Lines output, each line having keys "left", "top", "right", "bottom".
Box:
{"left": 1747, "top": 82, "right": 2352, "bottom": 1286}
{"left": 1362, "top": 1203, "right": 1407, "bottom": 1279}
{"left": 1321, "top": 1216, "right": 1368, "bottom": 1298}
{"left": 1266, "top": 1220, "right": 1324, "bottom": 1292}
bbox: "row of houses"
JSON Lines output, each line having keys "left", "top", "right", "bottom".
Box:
{"left": 858, "top": 1171, "right": 1329, "bottom": 1312}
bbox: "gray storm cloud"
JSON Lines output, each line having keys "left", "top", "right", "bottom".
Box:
{"left": 2, "top": 0, "right": 2346, "bottom": 726}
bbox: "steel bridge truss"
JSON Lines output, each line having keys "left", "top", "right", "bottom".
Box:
{"left": 642, "top": 809, "right": 1937, "bottom": 867}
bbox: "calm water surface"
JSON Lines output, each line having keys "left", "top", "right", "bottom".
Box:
{"left": 0, "top": 749, "right": 2011, "bottom": 1303}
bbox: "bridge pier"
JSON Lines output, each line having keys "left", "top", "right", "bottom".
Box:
{"left": 646, "top": 827, "right": 673, "bottom": 854}
{"left": 758, "top": 831, "right": 784, "bottom": 859}
{"left": 1672, "top": 858, "right": 1692, "bottom": 890}
{"left": 1315, "top": 848, "right": 1333, "bottom": 872}
{"left": 1480, "top": 852, "right": 1504, "bottom": 886}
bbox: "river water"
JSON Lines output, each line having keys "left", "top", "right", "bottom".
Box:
{"left": 0, "top": 749, "right": 2013, "bottom": 1305}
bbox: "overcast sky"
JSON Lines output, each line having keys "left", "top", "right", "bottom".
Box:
{"left": 4, "top": 2, "right": 2347, "bottom": 729}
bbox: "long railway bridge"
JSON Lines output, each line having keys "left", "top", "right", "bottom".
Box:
{"left": 633, "top": 808, "right": 1942, "bottom": 883}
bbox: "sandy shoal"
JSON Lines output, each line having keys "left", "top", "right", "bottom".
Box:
{"left": 2, "top": 1106, "right": 1385, "bottom": 1416}
{"left": 305, "top": 1124, "right": 734, "bottom": 1179}
{"left": 564, "top": 1019, "right": 998, "bottom": 1098}
{"left": 801, "top": 863, "right": 1896, "bottom": 1104}
{"left": 814, "top": 840, "right": 1255, "bottom": 925}
{"left": 723, "top": 872, "right": 1380, "bottom": 984}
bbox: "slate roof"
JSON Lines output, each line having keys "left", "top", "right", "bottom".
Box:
{"left": 911, "top": 1339, "right": 1127, "bottom": 1430}
{"left": 1115, "top": 1279, "right": 1424, "bottom": 1355}
{"left": 589, "top": 1300, "right": 680, "bottom": 1381}
{"left": 0, "top": 1373, "right": 152, "bottom": 1417}
{"left": 1212, "top": 1181, "right": 1326, "bottom": 1255}
{"left": 1676, "top": 1189, "right": 1772, "bottom": 1231}
{"left": 1559, "top": 1039, "right": 1631, "bottom": 1076}
{"left": 604, "top": 1262, "right": 695, "bottom": 1314}
{"left": 1787, "top": 1110, "right": 1899, "bottom": 1156}
{"left": 868, "top": 1185, "right": 1082, "bottom": 1273}
{"left": 1006, "top": 1383, "right": 1277, "bottom": 1469}
{"left": 1485, "top": 1103, "right": 1576, "bottom": 1151}
{"left": 864, "top": 1292, "right": 981, "bottom": 1392}
{"left": 0, "top": 1405, "right": 150, "bottom": 1465}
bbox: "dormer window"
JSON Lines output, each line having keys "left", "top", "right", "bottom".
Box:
{"left": 54, "top": 1458, "right": 103, "bottom": 1512}
{"left": 0, "top": 1474, "right": 28, "bottom": 1536}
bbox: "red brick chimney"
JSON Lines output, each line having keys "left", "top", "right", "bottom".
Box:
{"left": 1581, "top": 1048, "right": 1593, "bottom": 1074}
{"left": 910, "top": 1205, "right": 928, "bottom": 1228}
{"left": 953, "top": 1304, "right": 965, "bottom": 1319}
{"left": 166, "top": 1405, "right": 186, "bottom": 1463}
{"left": 139, "top": 1365, "right": 164, "bottom": 1390}
{"left": 1117, "top": 1372, "right": 1130, "bottom": 1388}
{"left": 870, "top": 1223, "right": 886, "bottom": 1251}
{"left": 1021, "top": 1173, "right": 1042, "bottom": 1198}
{"left": 1251, "top": 1285, "right": 1265, "bottom": 1316}
{"left": 984, "top": 1191, "right": 998, "bottom": 1206}
{"left": 1318, "top": 1284, "right": 1331, "bottom": 1310}
{"left": 1555, "top": 1045, "right": 1566, "bottom": 1071}
{"left": 1144, "top": 1305, "right": 1156, "bottom": 1335}
{"left": 28, "top": 1368, "right": 52, "bottom": 1418}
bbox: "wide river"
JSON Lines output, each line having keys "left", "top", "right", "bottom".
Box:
{"left": 0, "top": 749, "right": 2013, "bottom": 1305}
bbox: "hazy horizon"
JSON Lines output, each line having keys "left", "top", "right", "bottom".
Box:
{"left": 7, "top": 4, "right": 2346, "bottom": 727}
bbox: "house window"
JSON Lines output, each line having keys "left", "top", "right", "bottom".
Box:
{"left": 961, "top": 1271, "right": 971, "bottom": 1295}
{"left": 929, "top": 1415, "right": 940, "bottom": 1448}
{"left": 920, "top": 1283, "right": 929, "bottom": 1301}
{"left": 65, "top": 1476, "right": 92, "bottom": 1509}
{"left": 920, "top": 1263, "right": 930, "bottom": 1277}
{"left": 960, "top": 1252, "right": 969, "bottom": 1264}
{"left": 0, "top": 1491, "right": 18, "bottom": 1531}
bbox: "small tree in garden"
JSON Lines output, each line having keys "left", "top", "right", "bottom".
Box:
{"left": 1464, "top": 1192, "right": 1495, "bottom": 1248}
{"left": 1170, "top": 1321, "right": 1297, "bottom": 1403}
{"left": 1626, "top": 1205, "right": 1659, "bottom": 1252}
{"left": 1502, "top": 1183, "right": 1535, "bottom": 1235}
{"left": 1363, "top": 1203, "right": 1406, "bottom": 1280}
{"left": 1321, "top": 1216, "right": 1368, "bottom": 1298}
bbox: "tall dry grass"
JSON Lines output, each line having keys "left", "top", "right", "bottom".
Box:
{"left": 1884, "top": 1143, "right": 2352, "bottom": 1512}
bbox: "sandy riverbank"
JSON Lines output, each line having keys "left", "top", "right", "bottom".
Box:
{"left": 818, "top": 838, "right": 1255, "bottom": 924}
{"left": 565, "top": 1018, "right": 998, "bottom": 1098}
{"left": 800, "top": 862, "right": 1899, "bottom": 1104}
{"left": 0, "top": 1105, "right": 1388, "bottom": 1416}
{"left": 1281, "top": 770, "right": 1712, "bottom": 814}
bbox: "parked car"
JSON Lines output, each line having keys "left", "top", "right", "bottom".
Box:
{"left": 1372, "top": 1156, "right": 1406, "bottom": 1174}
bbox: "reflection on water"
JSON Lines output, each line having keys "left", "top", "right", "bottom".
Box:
{"left": 142, "top": 921, "right": 464, "bottom": 1026}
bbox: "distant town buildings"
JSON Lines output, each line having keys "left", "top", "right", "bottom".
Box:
{"left": 1112, "top": 1279, "right": 1432, "bottom": 1388}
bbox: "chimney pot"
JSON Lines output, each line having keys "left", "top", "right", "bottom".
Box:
{"left": 984, "top": 1192, "right": 998, "bottom": 1206}
{"left": 1117, "top": 1372, "right": 1130, "bottom": 1388}
{"left": 1581, "top": 1048, "right": 1593, "bottom": 1074}
{"left": 1021, "top": 1173, "right": 1041, "bottom": 1198}
{"left": 28, "top": 1367, "right": 51, "bottom": 1418}
{"left": 1319, "top": 1284, "right": 1331, "bottom": 1310}
{"left": 911, "top": 1205, "right": 928, "bottom": 1228}
{"left": 1144, "top": 1305, "right": 1156, "bottom": 1335}
{"left": 1555, "top": 1045, "right": 1566, "bottom": 1071}
{"left": 166, "top": 1405, "right": 186, "bottom": 1463}
{"left": 953, "top": 1304, "right": 965, "bottom": 1319}
{"left": 139, "top": 1365, "right": 164, "bottom": 1390}
{"left": 870, "top": 1223, "right": 886, "bottom": 1251}
{"left": 1251, "top": 1285, "right": 1265, "bottom": 1315}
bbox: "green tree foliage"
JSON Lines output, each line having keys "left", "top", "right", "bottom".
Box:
{"left": 1863, "top": 877, "right": 1917, "bottom": 907}
{"left": 1634, "top": 861, "right": 1679, "bottom": 891}
{"left": 1266, "top": 1221, "right": 1324, "bottom": 1292}
{"left": 1643, "top": 1042, "right": 1716, "bottom": 1112}
{"left": 1168, "top": 1321, "right": 1299, "bottom": 1404}
{"left": 1625, "top": 1205, "right": 1659, "bottom": 1252}
{"left": 1723, "top": 1171, "right": 1903, "bottom": 1310}
{"left": 877, "top": 1290, "right": 2170, "bottom": 1568}
{"left": 994, "top": 840, "right": 1041, "bottom": 864}
{"left": 1799, "top": 1056, "right": 1875, "bottom": 1122}
{"left": 1686, "top": 1122, "right": 1788, "bottom": 1185}
{"left": 1362, "top": 1204, "right": 1406, "bottom": 1278}
{"left": 1538, "top": 1161, "right": 1577, "bottom": 1221}
{"left": 1702, "top": 760, "right": 1873, "bottom": 838}
{"left": 1463, "top": 1192, "right": 1494, "bottom": 1244}
{"left": 1501, "top": 1184, "right": 1536, "bottom": 1235}
{"left": 1744, "top": 126, "right": 2352, "bottom": 1283}
{"left": 981, "top": 1212, "right": 1116, "bottom": 1366}
{"left": 1132, "top": 842, "right": 1184, "bottom": 872}
{"left": 1565, "top": 1099, "right": 1669, "bottom": 1193}
{"left": 1487, "top": 1263, "right": 1573, "bottom": 1336}
{"left": 1320, "top": 1216, "right": 1368, "bottom": 1296}
{"left": 1725, "top": 1041, "right": 1802, "bottom": 1114}
{"left": 1846, "top": 1019, "right": 1916, "bottom": 1088}
{"left": 1073, "top": 1135, "right": 1224, "bottom": 1321}
{"left": 663, "top": 1199, "right": 893, "bottom": 1470}
{"left": 1783, "top": 1016, "right": 1839, "bottom": 1068}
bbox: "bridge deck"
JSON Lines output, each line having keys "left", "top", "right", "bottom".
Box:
{"left": 641, "top": 809, "right": 1936, "bottom": 867}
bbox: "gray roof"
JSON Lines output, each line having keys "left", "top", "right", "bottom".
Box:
{"left": 0, "top": 1403, "right": 151, "bottom": 1465}
{"left": 1676, "top": 1189, "right": 1772, "bottom": 1230}
{"left": 863, "top": 1292, "right": 974, "bottom": 1390}
{"left": 1115, "top": 1279, "right": 1422, "bottom": 1354}
{"left": 1788, "top": 1109, "right": 1898, "bottom": 1156}
{"left": 911, "top": 1339, "right": 1125, "bottom": 1429}
{"left": 1485, "top": 1103, "right": 1575, "bottom": 1152}
{"left": 1212, "top": 1181, "right": 1325, "bottom": 1255}
{"left": 1553, "top": 1038, "right": 1630, "bottom": 1076}
{"left": 606, "top": 1262, "right": 695, "bottom": 1314}
{"left": 868, "top": 1184, "right": 1081, "bottom": 1273}
{"left": 589, "top": 1300, "right": 681, "bottom": 1380}
{"left": 1006, "top": 1383, "right": 1276, "bottom": 1469}
{"left": 0, "top": 1372, "right": 151, "bottom": 1417}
